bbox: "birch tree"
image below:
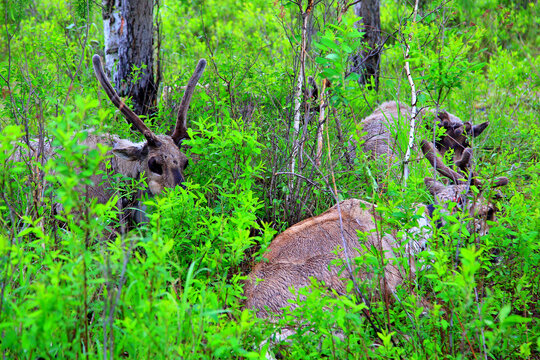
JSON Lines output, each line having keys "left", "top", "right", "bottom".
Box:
{"left": 102, "top": 0, "right": 158, "bottom": 117}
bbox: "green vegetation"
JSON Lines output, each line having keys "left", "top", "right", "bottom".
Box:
{"left": 0, "top": 0, "right": 538, "bottom": 358}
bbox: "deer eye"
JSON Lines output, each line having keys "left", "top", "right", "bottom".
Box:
{"left": 148, "top": 157, "right": 163, "bottom": 175}
{"left": 487, "top": 208, "right": 495, "bottom": 221}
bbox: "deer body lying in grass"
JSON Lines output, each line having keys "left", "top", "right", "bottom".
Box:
{"left": 244, "top": 141, "right": 508, "bottom": 318}
{"left": 244, "top": 197, "right": 421, "bottom": 318}
{"left": 358, "top": 101, "right": 489, "bottom": 171}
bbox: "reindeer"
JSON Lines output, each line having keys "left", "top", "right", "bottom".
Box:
{"left": 76, "top": 55, "right": 207, "bottom": 222}
{"left": 80, "top": 55, "right": 202, "bottom": 206}
{"left": 7, "top": 55, "right": 206, "bottom": 224}
{"left": 244, "top": 140, "right": 508, "bottom": 318}
{"left": 357, "top": 101, "right": 489, "bottom": 172}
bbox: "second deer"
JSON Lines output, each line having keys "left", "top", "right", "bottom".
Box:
{"left": 244, "top": 140, "right": 507, "bottom": 317}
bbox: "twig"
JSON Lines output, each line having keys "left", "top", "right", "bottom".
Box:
{"left": 315, "top": 79, "right": 329, "bottom": 166}
{"left": 474, "top": 287, "right": 488, "bottom": 360}
{"left": 107, "top": 235, "right": 134, "bottom": 360}
{"left": 63, "top": 1, "right": 90, "bottom": 108}
{"left": 274, "top": 171, "right": 320, "bottom": 187}
{"left": 323, "top": 110, "right": 389, "bottom": 345}
{"left": 449, "top": 299, "right": 479, "bottom": 360}
{"left": 291, "top": 0, "right": 314, "bottom": 175}
{"left": 402, "top": 0, "right": 420, "bottom": 185}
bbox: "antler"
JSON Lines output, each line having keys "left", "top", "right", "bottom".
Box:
{"left": 171, "top": 59, "right": 207, "bottom": 144}
{"left": 421, "top": 140, "right": 467, "bottom": 184}
{"left": 421, "top": 140, "right": 509, "bottom": 190}
{"left": 92, "top": 54, "right": 161, "bottom": 148}
{"left": 468, "top": 121, "right": 489, "bottom": 137}
{"left": 454, "top": 147, "right": 473, "bottom": 170}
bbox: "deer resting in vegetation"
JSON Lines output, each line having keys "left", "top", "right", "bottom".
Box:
{"left": 88, "top": 55, "right": 206, "bottom": 204}
{"left": 244, "top": 141, "right": 508, "bottom": 318}
{"left": 8, "top": 55, "right": 206, "bottom": 223}
{"left": 358, "top": 101, "right": 489, "bottom": 172}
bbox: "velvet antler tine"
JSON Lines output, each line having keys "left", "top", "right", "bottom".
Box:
{"left": 493, "top": 177, "right": 509, "bottom": 187}
{"left": 455, "top": 147, "right": 473, "bottom": 169}
{"left": 470, "top": 121, "right": 489, "bottom": 137}
{"left": 436, "top": 111, "right": 451, "bottom": 128}
{"left": 92, "top": 55, "right": 161, "bottom": 147}
{"left": 421, "top": 140, "right": 465, "bottom": 184}
{"left": 172, "top": 58, "right": 207, "bottom": 144}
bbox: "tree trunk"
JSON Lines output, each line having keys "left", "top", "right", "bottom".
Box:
{"left": 102, "top": 0, "right": 157, "bottom": 117}
{"left": 349, "top": 0, "right": 381, "bottom": 91}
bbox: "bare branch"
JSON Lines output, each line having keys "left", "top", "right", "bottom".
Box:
{"left": 315, "top": 79, "right": 330, "bottom": 166}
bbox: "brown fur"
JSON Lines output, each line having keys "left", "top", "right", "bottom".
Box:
{"left": 7, "top": 57, "right": 206, "bottom": 225}
{"left": 245, "top": 164, "right": 508, "bottom": 317}
{"left": 80, "top": 133, "right": 189, "bottom": 205}
{"left": 358, "top": 101, "right": 489, "bottom": 167}
{"left": 79, "top": 55, "right": 206, "bottom": 221}
{"left": 359, "top": 101, "right": 410, "bottom": 161}
{"left": 244, "top": 199, "right": 424, "bottom": 317}
{"left": 421, "top": 139, "right": 508, "bottom": 237}
{"left": 424, "top": 178, "right": 499, "bottom": 237}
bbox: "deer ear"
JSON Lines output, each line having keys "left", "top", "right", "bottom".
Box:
{"left": 437, "top": 111, "right": 451, "bottom": 127}
{"left": 470, "top": 121, "right": 489, "bottom": 137}
{"left": 424, "top": 177, "right": 447, "bottom": 196}
{"left": 112, "top": 141, "right": 148, "bottom": 160}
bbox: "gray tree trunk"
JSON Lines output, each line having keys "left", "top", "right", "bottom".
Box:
{"left": 350, "top": 0, "right": 381, "bottom": 91}
{"left": 102, "top": 0, "right": 157, "bottom": 117}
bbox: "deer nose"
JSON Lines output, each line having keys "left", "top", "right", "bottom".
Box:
{"left": 171, "top": 168, "right": 185, "bottom": 188}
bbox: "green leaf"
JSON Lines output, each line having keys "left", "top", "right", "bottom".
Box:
{"left": 342, "top": 44, "right": 353, "bottom": 54}
{"left": 347, "top": 72, "right": 360, "bottom": 81}
{"left": 313, "top": 42, "right": 328, "bottom": 51}
{"left": 325, "top": 53, "right": 340, "bottom": 61}
{"left": 504, "top": 315, "right": 532, "bottom": 324}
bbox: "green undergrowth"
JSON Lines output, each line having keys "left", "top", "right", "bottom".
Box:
{"left": 0, "top": 0, "right": 538, "bottom": 358}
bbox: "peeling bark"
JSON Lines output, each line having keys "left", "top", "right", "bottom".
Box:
{"left": 102, "top": 0, "right": 157, "bottom": 117}
{"left": 291, "top": 0, "right": 314, "bottom": 174}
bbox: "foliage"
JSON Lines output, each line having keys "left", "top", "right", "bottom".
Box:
{"left": 0, "top": 0, "right": 538, "bottom": 358}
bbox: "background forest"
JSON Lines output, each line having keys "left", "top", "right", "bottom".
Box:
{"left": 0, "top": 0, "right": 539, "bottom": 358}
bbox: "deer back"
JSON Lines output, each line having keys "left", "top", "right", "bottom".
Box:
{"left": 359, "top": 101, "right": 411, "bottom": 161}
{"left": 245, "top": 154, "right": 508, "bottom": 317}
{"left": 358, "top": 101, "right": 489, "bottom": 169}
{"left": 244, "top": 199, "right": 415, "bottom": 318}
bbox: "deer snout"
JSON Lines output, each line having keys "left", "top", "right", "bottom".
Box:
{"left": 148, "top": 180, "right": 163, "bottom": 195}
{"left": 171, "top": 167, "right": 186, "bottom": 189}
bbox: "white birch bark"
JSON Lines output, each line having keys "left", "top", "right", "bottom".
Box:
{"left": 101, "top": 0, "right": 156, "bottom": 116}
{"left": 315, "top": 79, "right": 329, "bottom": 167}
{"left": 402, "top": 0, "right": 420, "bottom": 185}
{"left": 291, "top": 10, "right": 310, "bottom": 174}
{"left": 102, "top": 0, "right": 121, "bottom": 77}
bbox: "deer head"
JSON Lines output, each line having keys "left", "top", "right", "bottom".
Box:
{"left": 431, "top": 110, "right": 489, "bottom": 166}
{"left": 358, "top": 102, "right": 486, "bottom": 173}
{"left": 92, "top": 54, "right": 206, "bottom": 195}
{"left": 421, "top": 139, "right": 508, "bottom": 236}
